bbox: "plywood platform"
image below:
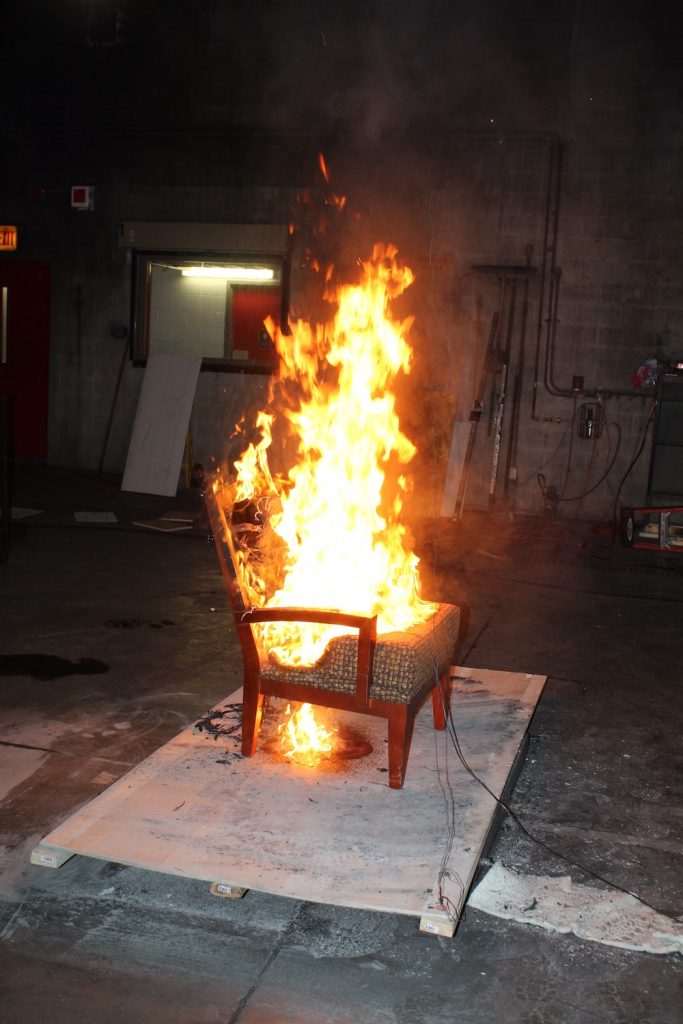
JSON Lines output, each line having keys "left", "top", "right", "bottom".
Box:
{"left": 32, "top": 668, "right": 546, "bottom": 936}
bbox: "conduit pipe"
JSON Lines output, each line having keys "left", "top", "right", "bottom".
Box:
{"left": 525, "top": 134, "right": 649, "bottom": 407}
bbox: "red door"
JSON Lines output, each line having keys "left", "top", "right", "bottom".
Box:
{"left": 0, "top": 261, "right": 50, "bottom": 459}
{"left": 232, "top": 284, "right": 280, "bottom": 364}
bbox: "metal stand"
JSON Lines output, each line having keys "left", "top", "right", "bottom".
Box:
{"left": 454, "top": 265, "right": 536, "bottom": 519}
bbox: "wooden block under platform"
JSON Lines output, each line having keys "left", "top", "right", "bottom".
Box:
{"left": 30, "top": 844, "right": 75, "bottom": 869}
{"left": 32, "top": 668, "right": 546, "bottom": 937}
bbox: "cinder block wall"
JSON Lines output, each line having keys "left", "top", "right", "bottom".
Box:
{"left": 2, "top": 3, "right": 679, "bottom": 519}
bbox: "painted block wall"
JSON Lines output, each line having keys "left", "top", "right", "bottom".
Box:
{"left": 149, "top": 270, "right": 227, "bottom": 360}
{"left": 1, "top": 2, "right": 679, "bottom": 520}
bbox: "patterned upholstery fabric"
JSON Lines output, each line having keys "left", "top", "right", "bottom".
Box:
{"left": 260, "top": 603, "right": 459, "bottom": 702}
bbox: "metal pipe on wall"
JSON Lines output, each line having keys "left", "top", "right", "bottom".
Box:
{"left": 529, "top": 138, "right": 650, "bottom": 406}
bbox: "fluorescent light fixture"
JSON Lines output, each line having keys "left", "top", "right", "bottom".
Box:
{"left": 181, "top": 266, "right": 275, "bottom": 282}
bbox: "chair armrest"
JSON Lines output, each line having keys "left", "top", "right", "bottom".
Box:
{"left": 240, "top": 607, "right": 375, "bottom": 629}
{"left": 241, "top": 607, "right": 377, "bottom": 706}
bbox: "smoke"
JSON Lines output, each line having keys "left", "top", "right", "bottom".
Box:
{"left": 202, "top": 0, "right": 577, "bottom": 140}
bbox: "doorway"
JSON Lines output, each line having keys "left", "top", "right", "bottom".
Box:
{"left": 0, "top": 261, "right": 51, "bottom": 459}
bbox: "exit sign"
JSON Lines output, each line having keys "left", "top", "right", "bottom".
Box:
{"left": 0, "top": 226, "right": 17, "bottom": 251}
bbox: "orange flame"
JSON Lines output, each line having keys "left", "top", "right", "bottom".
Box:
{"left": 318, "top": 152, "right": 330, "bottom": 182}
{"left": 278, "top": 702, "right": 337, "bottom": 764}
{"left": 232, "top": 243, "right": 437, "bottom": 667}
{"left": 326, "top": 193, "right": 347, "bottom": 211}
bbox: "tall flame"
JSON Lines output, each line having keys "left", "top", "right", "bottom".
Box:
{"left": 232, "top": 243, "right": 436, "bottom": 666}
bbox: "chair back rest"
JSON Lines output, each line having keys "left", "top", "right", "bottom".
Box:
{"left": 204, "top": 482, "right": 251, "bottom": 617}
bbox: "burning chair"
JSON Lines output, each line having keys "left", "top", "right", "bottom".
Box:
{"left": 206, "top": 482, "right": 461, "bottom": 789}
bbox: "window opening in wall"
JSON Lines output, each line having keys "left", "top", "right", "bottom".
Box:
{"left": 131, "top": 252, "right": 288, "bottom": 372}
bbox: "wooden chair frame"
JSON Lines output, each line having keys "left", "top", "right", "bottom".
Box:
{"left": 206, "top": 486, "right": 452, "bottom": 789}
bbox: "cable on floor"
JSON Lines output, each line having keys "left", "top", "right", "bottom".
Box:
{"left": 437, "top": 674, "right": 680, "bottom": 922}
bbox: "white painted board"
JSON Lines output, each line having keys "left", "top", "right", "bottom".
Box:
{"left": 121, "top": 353, "right": 201, "bottom": 497}
{"left": 34, "top": 670, "right": 546, "bottom": 930}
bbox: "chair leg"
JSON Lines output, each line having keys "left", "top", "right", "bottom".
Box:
{"left": 388, "top": 705, "right": 415, "bottom": 789}
{"left": 241, "top": 688, "right": 265, "bottom": 757}
{"left": 432, "top": 668, "right": 452, "bottom": 731}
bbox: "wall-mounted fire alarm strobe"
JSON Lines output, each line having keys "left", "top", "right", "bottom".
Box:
{"left": 71, "top": 186, "right": 95, "bottom": 210}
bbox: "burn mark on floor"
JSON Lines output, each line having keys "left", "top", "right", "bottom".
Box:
{"left": 0, "top": 655, "right": 110, "bottom": 681}
{"left": 194, "top": 703, "right": 243, "bottom": 739}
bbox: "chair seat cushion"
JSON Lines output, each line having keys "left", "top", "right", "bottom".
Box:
{"left": 260, "top": 603, "right": 460, "bottom": 703}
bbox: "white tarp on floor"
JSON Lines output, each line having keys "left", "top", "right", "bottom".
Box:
{"left": 469, "top": 862, "right": 683, "bottom": 955}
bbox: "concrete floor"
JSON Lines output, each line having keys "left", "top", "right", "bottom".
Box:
{"left": 1, "top": 465, "right": 681, "bottom": 1023}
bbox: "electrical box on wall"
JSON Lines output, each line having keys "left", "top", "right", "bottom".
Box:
{"left": 578, "top": 403, "right": 604, "bottom": 440}
{"left": 71, "top": 186, "right": 94, "bottom": 210}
